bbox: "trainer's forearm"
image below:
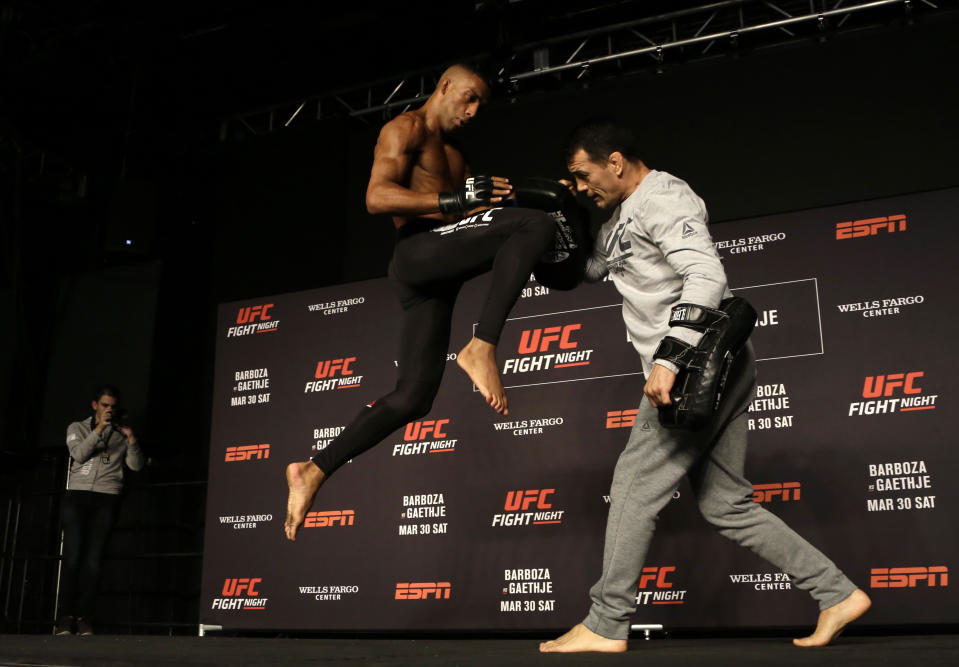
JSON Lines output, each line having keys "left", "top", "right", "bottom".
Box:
{"left": 366, "top": 182, "right": 443, "bottom": 217}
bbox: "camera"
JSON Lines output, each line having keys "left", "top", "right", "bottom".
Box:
{"left": 107, "top": 407, "right": 129, "bottom": 427}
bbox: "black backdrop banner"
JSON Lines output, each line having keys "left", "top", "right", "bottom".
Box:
{"left": 200, "top": 187, "right": 958, "bottom": 631}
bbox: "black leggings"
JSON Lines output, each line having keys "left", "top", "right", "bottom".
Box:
{"left": 312, "top": 207, "right": 554, "bottom": 475}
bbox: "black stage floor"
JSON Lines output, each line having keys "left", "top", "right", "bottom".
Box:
{"left": 1, "top": 634, "right": 957, "bottom": 667}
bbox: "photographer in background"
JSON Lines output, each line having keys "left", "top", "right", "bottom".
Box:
{"left": 56, "top": 385, "right": 144, "bottom": 636}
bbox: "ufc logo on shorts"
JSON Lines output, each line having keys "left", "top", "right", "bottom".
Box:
{"left": 863, "top": 372, "right": 923, "bottom": 398}
{"left": 639, "top": 566, "right": 676, "bottom": 589}
{"left": 752, "top": 482, "right": 801, "bottom": 503}
{"left": 304, "top": 510, "right": 355, "bottom": 528}
{"left": 404, "top": 419, "right": 450, "bottom": 441}
{"left": 870, "top": 566, "right": 948, "bottom": 588}
{"left": 518, "top": 324, "right": 581, "bottom": 354}
{"left": 606, "top": 409, "right": 638, "bottom": 429}
{"left": 225, "top": 444, "right": 270, "bottom": 462}
{"left": 504, "top": 489, "right": 554, "bottom": 511}
{"left": 395, "top": 582, "right": 451, "bottom": 600}
{"left": 222, "top": 578, "right": 262, "bottom": 596}
{"left": 236, "top": 304, "right": 274, "bottom": 324}
{"left": 835, "top": 214, "right": 906, "bottom": 240}
{"left": 315, "top": 358, "right": 356, "bottom": 378}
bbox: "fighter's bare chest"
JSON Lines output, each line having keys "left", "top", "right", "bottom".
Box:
{"left": 413, "top": 139, "right": 466, "bottom": 185}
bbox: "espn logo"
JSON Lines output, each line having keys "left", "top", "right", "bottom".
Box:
{"left": 222, "top": 578, "right": 262, "bottom": 596}
{"left": 315, "top": 358, "right": 356, "bottom": 378}
{"left": 752, "top": 482, "right": 801, "bottom": 503}
{"left": 405, "top": 419, "right": 450, "bottom": 441}
{"left": 304, "top": 510, "right": 355, "bottom": 528}
{"left": 863, "top": 372, "right": 923, "bottom": 398}
{"left": 871, "top": 566, "right": 948, "bottom": 588}
{"left": 225, "top": 444, "right": 270, "bottom": 462}
{"left": 504, "top": 489, "right": 554, "bottom": 511}
{"left": 395, "top": 582, "right": 451, "bottom": 600}
{"left": 835, "top": 214, "right": 906, "bottom": 240}
{"left": 639, "top": 566, "right": 675, "bottom": 589}
{"left": 606, "top": 409, "right": 638, "bottom": 429}
{"left": 518, "top": 324, "right": 581, "bottom": 354}
{"left": 236, "top": 304, "right": 274, "bottom": 324}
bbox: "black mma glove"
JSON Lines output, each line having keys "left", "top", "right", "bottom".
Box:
{"left": 438, "top": 176, "right": 495, "bottom": 216}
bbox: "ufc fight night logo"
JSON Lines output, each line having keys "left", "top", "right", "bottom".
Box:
{"left": 392, "top": 419, "right": 457, "bottom": 456}
{"left": 870, "top": 567, "right": 948, "bottom": 588}
{"left": 225, "top": 444, "right": 270, "bottom": 462}
{"left": 236, "top": 304, "right": 273, "bottom": 324}
{"left": 492, "top": 489, "right": 565, "bottom": 527}
{"left": 227, "top": 304, "right": 280, "bottom": 337}
{"left": 405, "top": 419, "right": 449, "bottom": 441}
{"left": 519, "top": 325, "right": 580, "bottom": 354}
{"left": 211, "top": 578, "right": 267, "bottom": 610}
{"left": 849, "top": 371, "right": 938, "bottom": 416}
{"left": 636, "top": 566, "right": 687, "bottom": 606}
{"left": 835, "top": 214, "right": 907, "bottom": 240}
{"left": 394, "top": 582, "right": 451, "bottom": 600}
{"left": 502, "top": 323, "right": 593, "bottom": 374}
{"left": 304, "top": 357, "right": 364, "bottom": 393}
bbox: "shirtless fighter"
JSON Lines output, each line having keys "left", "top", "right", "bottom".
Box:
{"left": 284, "top": 64, "right": 556, "bottom": 541}
{"left": 540, "top": 119, "right": 871, "bottom": 652}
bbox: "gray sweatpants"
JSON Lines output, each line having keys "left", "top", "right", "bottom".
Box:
{"left": 584, "top": 345, "right": 857, "bottom": 639}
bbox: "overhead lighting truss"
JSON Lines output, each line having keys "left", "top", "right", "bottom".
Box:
{"left": 220, "top": 0, "right": 949, "bottom": 140}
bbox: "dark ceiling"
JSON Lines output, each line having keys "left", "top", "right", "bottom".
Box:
{"left": 2, "top": 1, "right": 707, "bottom": 146}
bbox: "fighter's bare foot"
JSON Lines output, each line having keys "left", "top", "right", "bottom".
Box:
{"left": 793, "top": 589, "right": 871, "bottom": 647}
{"left": 457, "top": 337, "right": 508, "bottom": 415}
{"left": 285, "top": 460, "right": 325, "bottom": 541}
{"left": 539, "top": 623, "right": 627, "bottom": 653}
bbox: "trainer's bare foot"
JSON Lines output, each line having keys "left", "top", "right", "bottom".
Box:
{"left": 539, "top": 623, "right": 627, "bottom": 653}
{"left": 285, "top": 461, "right": 325, "bottom": 541}
{"left": 457, "top": 337, "right": 508, "bottom": 415}
{"left": 793, "top": 589, "right": 871, "bottom": 647}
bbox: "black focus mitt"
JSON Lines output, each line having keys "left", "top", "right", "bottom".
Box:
{"left": 653, "top": 297, "right": 757, "bottom": 430}
{"left": 514, "top": 177, "right": 591, "bottom": 291}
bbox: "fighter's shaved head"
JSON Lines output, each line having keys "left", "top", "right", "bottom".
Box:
{"left": 437, "top": 63, "right": 489, "bottom": 101}
{"left": 421, "top": 63, "right": 491, "bottom": 134}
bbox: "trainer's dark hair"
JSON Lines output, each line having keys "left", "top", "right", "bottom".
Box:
{"left": 564, "top": 119, "right": 643, "bottom": 165}
{"left": 93, "top": 384, "right": 121, "bottom": 403}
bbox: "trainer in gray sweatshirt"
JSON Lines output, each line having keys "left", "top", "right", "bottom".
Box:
{"left": 540, "top": 120, "right": 868, "bottom": 654}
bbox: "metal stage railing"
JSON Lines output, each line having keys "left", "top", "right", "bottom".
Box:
{"left": 0, "top": 463, "right": 206, "bottom": 636}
